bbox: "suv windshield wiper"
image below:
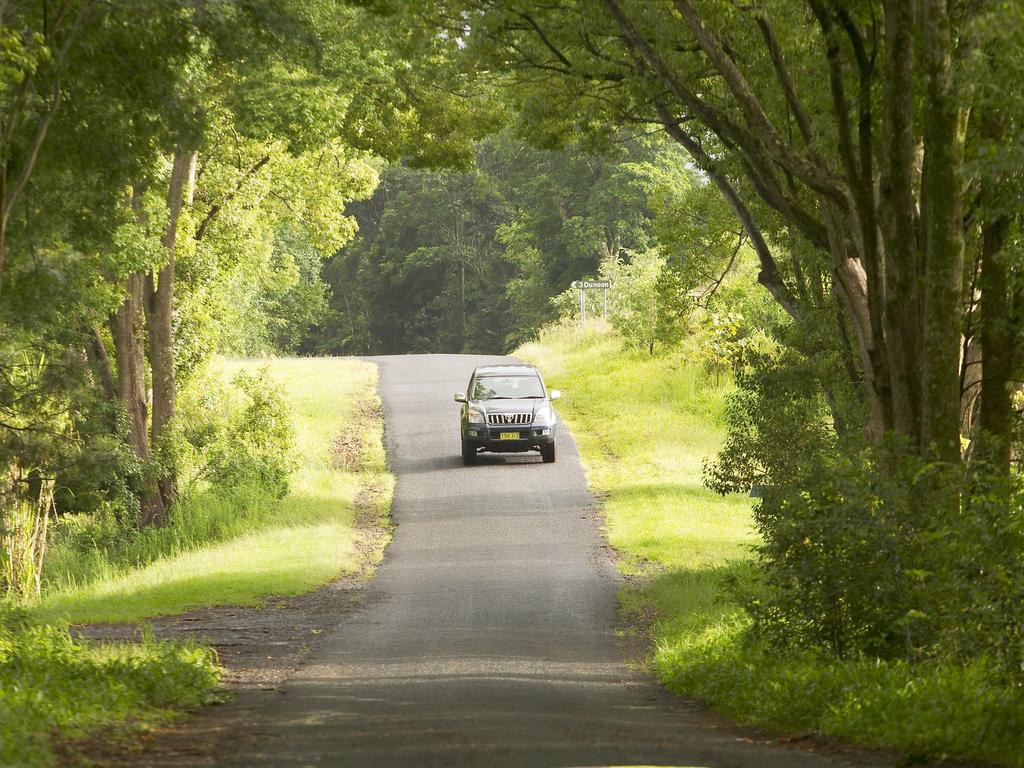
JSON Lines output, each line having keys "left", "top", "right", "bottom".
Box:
{"left": 516, "top": 395, "right": 545, "bottom": 399}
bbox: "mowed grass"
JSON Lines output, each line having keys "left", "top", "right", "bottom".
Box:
{"left": 518, "top": 322, "right": 754, "bottom": 635}
{"left": 38, "top": 357, "right": 391, "bottom": 624}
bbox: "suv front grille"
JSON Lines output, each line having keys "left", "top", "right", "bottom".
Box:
{"left": 487, "top": 412, "right": 531, "bottom": 426}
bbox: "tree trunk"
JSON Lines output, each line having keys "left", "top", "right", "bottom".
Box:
{"left": 879, "top": 0, "right": 921, "bottom": 444}
{"left": 604, "top": 0, "right": 968, "bottom": 462}
{"left": 84, "top": 325, "right": 117, "bottom": 401}
{"left": 459, "top": 258, "right": 466, "bottom": 351}
{"left": 141, "top": 148, "right": 197, "bottom": 524}
{"left": 977, "top": 212, "right": 1012, "bottom": 469}
{"left": 109, "top": 270, "right": 167, "bottom": 525}
{"left": 111, "top": 273, "right": 149, "bottom": 460}
{"left": 918, "top": 0, "right": 966, "bottom": 463}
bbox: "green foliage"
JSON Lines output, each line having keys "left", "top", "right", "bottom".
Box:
{"left": 551, "top": 249, "right": 691, "bottom": 355}
{"left": 697, "top": 310, "right": 748, "bottom": 376}
{"left": 261, "top": 228, "right": 332, "bottom": 354}
{"left": 0, "top": 467, "right": 54, "bottom": 602}
{"left": 39, "top": 357, "right": 390, "bottom": 624}
{"left": 172, "top": 129, "right": 379, "bottom": 369}
{"left": 709, "top": 346, "right": 1024, "bottom": 677}
{"left": 525, "top": 324, "right": 1024, "bottom": 766}
{"left": 0, "top": 607, "right": 219, "bottom": 767}
{"left": 310, "top": 159, "right": 511, "bottom": 354}
{"left": 704, "top": 341, "right": 839, "bottom": 496}
{"left": 187, "top": 369, "right": 297, "bottom": 498}
{"left": 932, "top": 469, "right": 1024, "bottom": 679}
{"left": 308, "top": 132, "right": 684, "bottom": 354}
{"left": 604, "top": 250, "right": 686, "bottom": 355}
{"left": 739, "top": 442, "right": 944, "bottom": 659}
{"left": 2, "top": 0, "right": 475, "bottom": 547}
{"left": 656, "top": 625, "right": 1024, "bottom": 767}
{"left": 43, "top": 367, "right": 297, "bottom": 591}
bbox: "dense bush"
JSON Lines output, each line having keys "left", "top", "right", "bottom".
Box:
{"left": 180, "top": 367, "right": 296, "bottom": 498}
{"left": 937, "top": 470, "right": 1024, "bottom": 679}
{"left": 707, "top": 324, "right": 1024, "bottom": 680}
{"left": 43, "top": 367, "right": 296, "bottom": 590}
{"left": 739, "top": 443, "right": 946, "bottom": 659}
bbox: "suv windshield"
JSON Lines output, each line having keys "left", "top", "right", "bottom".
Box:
{"left": 472, "top": 375, "right": 545, "bottom": 400}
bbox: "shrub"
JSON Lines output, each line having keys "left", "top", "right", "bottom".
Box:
{"left": 710, "top": 343, "right": 1024, "bottom": 676}
{"left": 934, "top": 469, "right": 1024, "bottom": 680}
{"left": 43, "top": 368, "right": 296, "bottom": 591}
{"left": 738, "top": 442, "right": 948, "bottom": 659}
{"left": 702, "top": 319, "right": 1024, "bottom": 673}
{"left": 602, "top": 249, "right": 689, "bottom": 355}
{"left": 181, "top": 367, "right": 296, "bottom": 498}
{"left": 549, "top": 249, "right": 690, "bottom": 355}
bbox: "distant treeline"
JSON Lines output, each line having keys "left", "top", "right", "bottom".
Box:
{"left": 302, "top": 132, "right": 688, "bottom": 355}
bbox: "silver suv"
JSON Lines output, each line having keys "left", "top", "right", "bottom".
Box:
{"left": 454, "top": 365, "right": 560, "bottom": 465}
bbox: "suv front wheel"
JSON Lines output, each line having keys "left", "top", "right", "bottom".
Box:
{"left": 461, "top": 436, "right": 477, "bottom": 465}
{"left": 540, "top": 442, "right": 556, "bottom": 463}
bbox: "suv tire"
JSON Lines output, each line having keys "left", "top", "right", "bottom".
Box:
{"left": 461, "top": 437, "right": 477, "bottom": 465}
{"left": 540, "top": 443, "right": 556, "bottom": 463}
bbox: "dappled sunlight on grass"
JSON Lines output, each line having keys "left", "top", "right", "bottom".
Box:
{"left": 523, "top": 325, "right": 1024, "bottom": 765}
{"left": 39, "top": 520, "right": 359, "bottom": 624}
{"left": 519, "top": 325, "right": 753, "bottom": 626}
{"left": 40, "top": 357, "right": 388, "bottom": 624}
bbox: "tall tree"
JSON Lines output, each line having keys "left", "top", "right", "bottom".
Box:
{"left": 427, "top": 0, "right": 1018, "bottom": 467}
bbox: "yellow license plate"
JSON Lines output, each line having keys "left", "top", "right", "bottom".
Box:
{"left": 499, "top": 432, "right": 520, "bottom": 440}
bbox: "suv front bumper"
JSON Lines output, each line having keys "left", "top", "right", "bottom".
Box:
{"left": 464, "top": 424, "right": 555, "bottom": 452}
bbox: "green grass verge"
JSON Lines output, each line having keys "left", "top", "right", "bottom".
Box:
{"left": 519, "top": 322, "right": 753, "bottom": 628}
{"left": 38, "top": 356, "right": 392, "bottom": 624}
{"left": 519, "top": 322, "right": 1024, "bottom": 767}
{"left": 1, "top": 357, "right": 389, "bottom": 766}
{"left": 0, "top": 609, "right": 219, "bottom": 767}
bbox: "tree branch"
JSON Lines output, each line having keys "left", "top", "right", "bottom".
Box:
{"left": 515, "top": 11, "right": 573, "bottom": 70}
{"left": 670, "top": 0, "right": 849, "bottom": 204}
{"left": 754, "top": 11, "right": 814, "bottom": 145}
{"left": 194, "top": 154, "right": 270, "bottom": 242}
{"left": 694, "top": 232, "right": 745, "bottom": 308}
{"left": 656, "top": 101, "right": 802, "bottom": 321}
{"left": 600, "top": 0, "right": 830, "bottom": 252}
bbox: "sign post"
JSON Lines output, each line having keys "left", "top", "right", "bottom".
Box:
{"left": 571, "top": 280, "right": 611, "bottom": 330}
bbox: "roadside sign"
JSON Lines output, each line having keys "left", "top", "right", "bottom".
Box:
{"left": 573, "top": 279, "right": 611, "bottom": 329}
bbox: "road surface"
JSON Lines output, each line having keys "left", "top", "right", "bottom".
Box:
{"left": 217, "top": 354, "right": 865, "bottom": 767}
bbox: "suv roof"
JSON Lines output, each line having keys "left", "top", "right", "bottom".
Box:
{"left": 473, "top": 364, "right": 539, "bottom": 377}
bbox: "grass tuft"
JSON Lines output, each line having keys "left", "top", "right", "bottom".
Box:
{"left": 0, "top": 608, "right": 219, "bottom": 767}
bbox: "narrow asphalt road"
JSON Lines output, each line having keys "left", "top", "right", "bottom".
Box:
{"left": 219, "top": 354, "right": 867, "bottom": 767}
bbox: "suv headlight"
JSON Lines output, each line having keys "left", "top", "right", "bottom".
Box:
{"left": 467, "top": 407, "right": 486, "bottom": 424}
{"left": 533, "top": 405, "right": 555, "bottom": 426}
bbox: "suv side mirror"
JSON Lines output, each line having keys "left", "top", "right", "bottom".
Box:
{"left": 454, "top": 392, "right": 467, "bottom": 403}
{"left": 549, "top": 389, "right": 561, "bottom": 401}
